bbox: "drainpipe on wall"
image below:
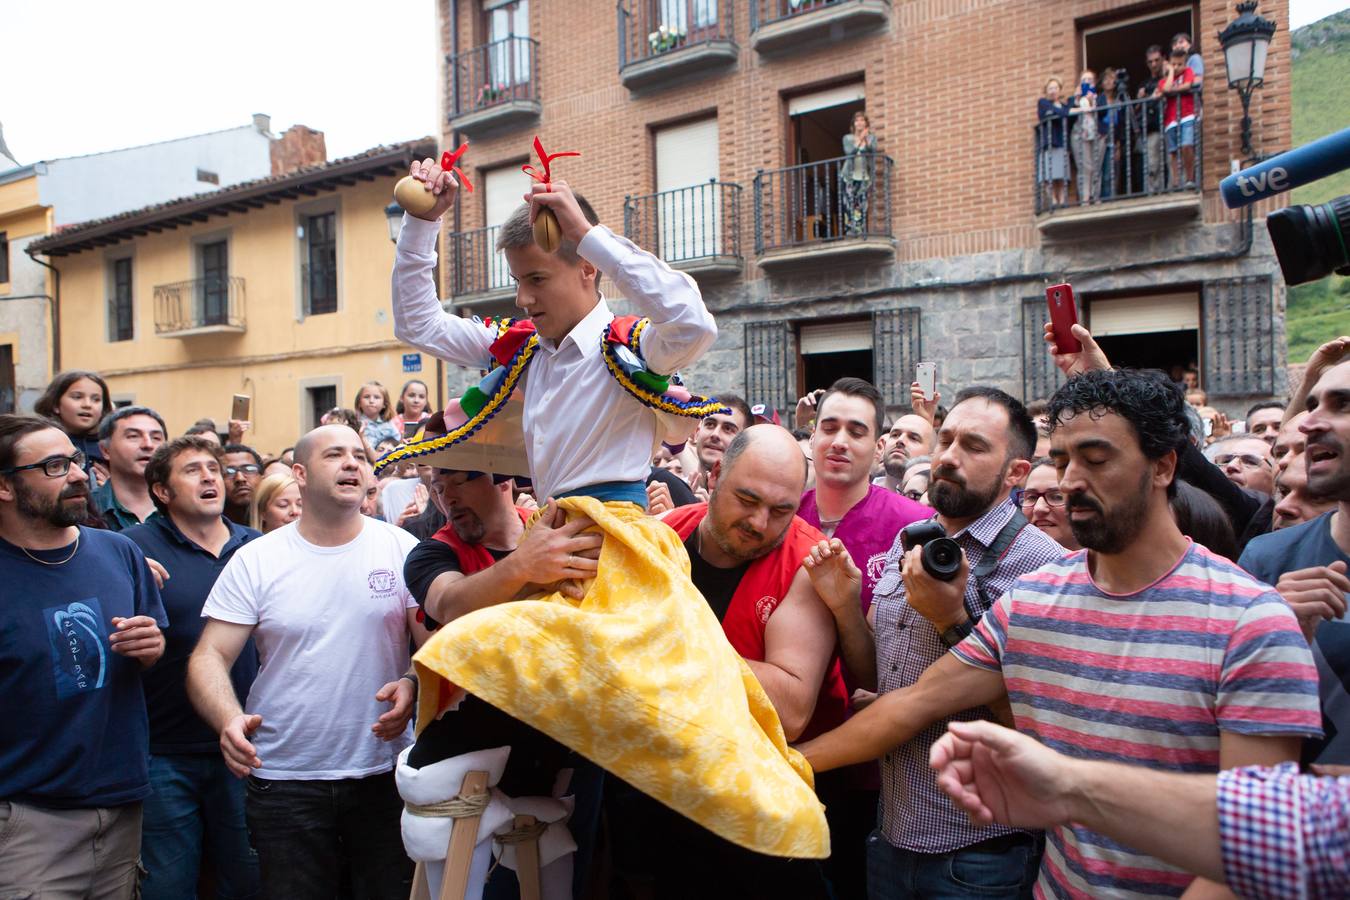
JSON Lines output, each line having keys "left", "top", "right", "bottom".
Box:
{"left": 23, "top": 249, "right": 61, "bottom": 373}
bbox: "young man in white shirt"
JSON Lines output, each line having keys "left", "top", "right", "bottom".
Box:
{"left": 188, "top": 424, "right": 428, "bottom": 900}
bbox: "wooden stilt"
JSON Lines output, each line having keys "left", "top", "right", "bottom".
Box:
{"left": 513, "top": 815, "right": 542, "bottom": 900}
{"left": 437, "top": 770, "right": 491, "bottom": 900}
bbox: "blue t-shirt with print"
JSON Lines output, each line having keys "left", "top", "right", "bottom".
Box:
{"left": 0, "top": 527, "right": 168, "bottom": 808}
{"left": 1240, "top": 511, "right": 1350, "bottom": 764}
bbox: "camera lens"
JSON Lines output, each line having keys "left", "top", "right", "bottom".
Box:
{"left": 1266, "top": 194, "right": 1350, "bottom": 286}
{"left": 921, "top": 537, "right": 963, "bottom": 582}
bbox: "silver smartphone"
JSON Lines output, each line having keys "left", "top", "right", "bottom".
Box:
{"left": 915, "top": 362, "right": 937, "bottom": 401}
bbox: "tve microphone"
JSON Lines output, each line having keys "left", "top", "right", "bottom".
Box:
{"left": 1220, "top": 127, "right": 1350, "bottom": 209}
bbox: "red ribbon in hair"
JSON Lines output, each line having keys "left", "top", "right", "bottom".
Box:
{"left": 521, "top": 136, "right": 580, "bottom": 188}
{"left": 440, "top": 142, "right": 474, "bottom": 192}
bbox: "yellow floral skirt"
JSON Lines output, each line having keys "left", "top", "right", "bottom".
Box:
{"left": 412, "top": 496, "right": 829, "bottom": 858}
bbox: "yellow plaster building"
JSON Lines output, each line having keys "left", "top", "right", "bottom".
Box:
{"left": 0, "top": 170, "right": 55, "bottom": 412}
{"left": 29, "top": 139, "right": 440, "bottom": 455}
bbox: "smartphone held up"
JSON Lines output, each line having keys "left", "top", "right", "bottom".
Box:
{"left": 1046, "top": 283, "right": 1082, "bottom": 355}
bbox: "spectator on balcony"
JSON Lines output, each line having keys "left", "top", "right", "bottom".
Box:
{"left": 1172, "top": 32, "right": 1205, "bottom": 92}
{"left": 1096, "top": 68, "right": 1126, "bottom": 199}
{"left": 1162, "top": 46, "right": 1198, "bottom": 189}
{"left": 1136, "top": 45, "right": 1169, "bottom": 194}
{"left": 390, "top": 379, "right": 431, "bottom": 438}
{"left": 1036, "top": 78, "right": 1071, "bottom": 208}
{"left": 1068, "top": 70, "right": 1101, "bottom": 204}
{"left": 840, "top": 111, "right": 878, "bottom": 237}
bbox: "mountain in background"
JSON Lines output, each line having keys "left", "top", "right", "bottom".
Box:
{"left": 1286, "top": 6, "right": 1350, "bottom": 363}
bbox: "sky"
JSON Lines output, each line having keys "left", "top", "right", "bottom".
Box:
{"left": 2, "top": 0, "right": 1346, "bottom": 166}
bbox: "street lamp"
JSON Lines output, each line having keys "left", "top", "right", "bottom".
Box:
{"left": 384, "top": 201, "right": 404, "bottom": 244}
{"left": 1218, "top": 0, "right": 1277, "bottom": 160}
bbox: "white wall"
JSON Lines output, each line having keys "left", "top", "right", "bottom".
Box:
{"left": 38, "top": 122, "right": 275, "bottom": 226}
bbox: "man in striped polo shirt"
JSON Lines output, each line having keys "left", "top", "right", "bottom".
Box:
{"left": 800, "top": 368, "right": 1322, "bottom": 898}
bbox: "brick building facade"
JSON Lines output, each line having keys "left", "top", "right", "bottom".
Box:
{"left": 432, "top": 0, "right": 1293, "bottom": 414}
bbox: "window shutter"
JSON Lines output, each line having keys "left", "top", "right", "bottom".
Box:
{"left": 872, "top": 308, "right": 921, "bottom": 409}
{"left": 744, "top": 321, "right": 790, "bottom": 414}
{"left": 1203, "top": 276, "right": 1275, "bottom": 397}
{"left": 1022, "top": 296, "right": 1065, "bottom": 402}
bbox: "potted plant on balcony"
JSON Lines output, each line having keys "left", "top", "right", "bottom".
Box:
{"left": 647, "top": 23, "right": 687, "bottom": 55}
{"left": 475, "top": 82, "right": 509, "bottom": 106}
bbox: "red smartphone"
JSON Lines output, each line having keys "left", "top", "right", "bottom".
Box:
{"left": 1046, "top": 283, "right": 1082, "bottom": 354}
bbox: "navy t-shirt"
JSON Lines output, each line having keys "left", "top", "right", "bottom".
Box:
{"left": 1239, "top": 511, "right": 1350, "bottom": 764}
{"left": 124, "top": 515, "right": 259, "bottom": 754}
{"left": 0, "top": 527, "right": 168, "bottom": 808}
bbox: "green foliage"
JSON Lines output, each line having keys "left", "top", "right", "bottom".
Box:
{"left": 1285, "top": 9, "right": 1350, "bottom": 362}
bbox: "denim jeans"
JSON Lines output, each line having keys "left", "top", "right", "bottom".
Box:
{"left": 244, "top": 770, "right": 412, "bottom": 900}
{"left": 865, "top": 830, "right": 1042, "bottom": 900}
{"left": 141, "top": 754, "right": 260, "bottom": 900}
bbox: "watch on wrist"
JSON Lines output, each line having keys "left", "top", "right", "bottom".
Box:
{"left": 939, "top": 617, "right": 974, "bottom": 648}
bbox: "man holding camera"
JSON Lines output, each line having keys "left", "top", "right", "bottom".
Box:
{"left": 835, "top": 386, "right": 1064, "bottom": 899}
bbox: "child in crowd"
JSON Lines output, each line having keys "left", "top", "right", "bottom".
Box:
{"left": 391, "top": 378, "right": 431, "bottom": 437}
{"left": 32, "top": 369, "right": 114, "bottom": 484}
{"left": 354, "top": 381, "right": 400, "bottom": 448}
{"left": 1162, "top": 46, "right": 1198, "bottom": 188}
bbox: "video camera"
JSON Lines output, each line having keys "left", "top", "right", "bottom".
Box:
{"left": 1219, "top": 127, "right": 1350, "bottom": 285}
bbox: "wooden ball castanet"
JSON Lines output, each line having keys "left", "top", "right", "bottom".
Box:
{"left": 393, "top": 175, "right": 439, "bottom": 218}
{"left": 534, "top": 208, "right": 562, "bottom": 253}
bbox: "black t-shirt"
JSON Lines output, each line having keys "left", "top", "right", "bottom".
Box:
{"left": 403, "top": 537, "right": 513, "bottom": 630}
{"left": 683, "top": 530, "right": 750, "bottom": 622}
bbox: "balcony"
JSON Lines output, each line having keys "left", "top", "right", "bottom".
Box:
{"left": 448, "top": 225, "right": 515, "bottom": 307}
{"left": 754, "top": 153, "right": 894, "bottom": 268}
{"left": 625, "top": 181, "right": 743, "bottom": 278}
{"left": 446, "top": 37, "right": 540, "bottom": 137}
{"left": 1034, "top": 92, "right": 1204, "bottom": 239}
{"left": 153, "top": 277, "right": 245, "bottom": 337}
{"left": 618, "top": 1, "right": 738, "bottom": 92}
{"left": 750, "top": 0, "right": 891, "bottom": 55}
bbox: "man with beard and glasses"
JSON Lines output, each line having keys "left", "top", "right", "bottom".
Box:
{"left": 806, "top": 386, "right": 1064, "bottom": 900}
{"left": 0, "top": 415, "right": 167, "bottom": 898}
{"left": 799, "top": 368, "right": 1322, "bottom": 899}
{"left": 796, "top": 377, "right": 931, "bottom": 899}
{"left": 124, "top": 437, "right": 261, "bottom": 900}
{"left": 611, "top": 425, "right": 844, "bottom": 898}
{"left": 1239, "top": 340, "right": 1350, "bottom": 771}
{"left": 399, "top": 461, "right": 605, "bottom": 899}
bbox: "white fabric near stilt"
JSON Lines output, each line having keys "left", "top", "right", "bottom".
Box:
{"left": 494, "top": 795, "right": 575, "bottom": 870}
{"left": 396, "top": 745, "right": 514, "bottom": 861}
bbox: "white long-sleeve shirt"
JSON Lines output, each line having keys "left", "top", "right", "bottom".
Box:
{"left": 392, "top": 214, "right": 717, "bottom": 501}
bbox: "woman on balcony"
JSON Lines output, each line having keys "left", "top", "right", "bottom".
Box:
{"left": 1037, "top": 78, "right": 1071, "bottom": 208}
{"left": 1068, "top": 69, "right": 1100, "bottom": 204}
{"left": 840, "top": 110, "right": 877, "bottom": 237}
{"left": 1096, "top": 67, "right": 1125, "bottom": 200}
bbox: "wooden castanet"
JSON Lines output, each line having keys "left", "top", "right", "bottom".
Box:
{"left": 394, "top": 175, "right": 439, "bottom": 218}
{"left": 533, "top": 208, "right": 562, "bottom": 253}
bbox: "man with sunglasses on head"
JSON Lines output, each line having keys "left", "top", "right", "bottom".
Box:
{"left": 0, "top": 414, "right": 167, "bottom": 897}
{"left": 92, "top": 405, "right": 168, "bottom": 531}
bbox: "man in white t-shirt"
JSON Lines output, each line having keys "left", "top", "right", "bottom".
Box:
{"left": 188, "top": 424, "right": 428, "bottom": 900}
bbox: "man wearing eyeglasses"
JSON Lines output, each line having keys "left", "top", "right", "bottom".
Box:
{"left": 1204, "top": 434, "right": 1275, "bottom": 497}
{"left": 0, "top": 415, "right": 166, "bottom": 897}
{"left": 220, "top": 444, "right": 263, "bottom": 526}
{"left": 92, "top": 405, "right": 167, "bottom": 532}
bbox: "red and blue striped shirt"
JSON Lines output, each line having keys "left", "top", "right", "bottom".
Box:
{"left": 953, "top": 541, "right": 1322, "bottom": 898}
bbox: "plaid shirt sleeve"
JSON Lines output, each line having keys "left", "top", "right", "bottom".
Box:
{"left": 1218, "top": 763, "right": 1350, "bottom": 899}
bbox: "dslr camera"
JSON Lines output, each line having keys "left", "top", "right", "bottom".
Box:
{"left": 900, "top": 521, "right": 964, "bottom": 582}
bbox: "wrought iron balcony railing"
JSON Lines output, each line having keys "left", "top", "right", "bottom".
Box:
{"left": 624, "top": 181, "right": 742, "bottom": 269}
{"left": 448, "top": 226, "right": 513, "bottom": 299}
{"left": 1033, "top": 91, "right": 1204, "bottom": 215}
{"left": 153, "top": 276, "right": 245, "bottom": 335}
{"left": 618, "top": 0, "right": 734, "bottom": 70}
{"left": 753, "top": 153, "right": 893, "bottom": 255}
{"left": 447, "top": 36, "right": 540, "bottom": 122}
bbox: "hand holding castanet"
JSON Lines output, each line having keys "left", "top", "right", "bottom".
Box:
{"left": 393, "top": 143, "right": 473, "bottom": 222}
{"left": 522, "top": 136, "right": 580, "bottom": 253}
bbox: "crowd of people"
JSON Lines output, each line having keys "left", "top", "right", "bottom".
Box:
{"left": 1037, "top": 32, "right": 1203, "bottom": 208}
{"left": 2, "top": 152, "right": 1347, "bottom": 900}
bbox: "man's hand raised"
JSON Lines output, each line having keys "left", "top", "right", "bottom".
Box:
{"left": 222, "top": 713, "right": 263, "bottom": 778}
{"left": 1044, "top": 322, "right": 1111, "bottom": 378}
{"left": 405, "top": 157, "right": 460, "bottom": 222}
{"left": 522, "top": 180, "right": 593, "bottom": 246}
